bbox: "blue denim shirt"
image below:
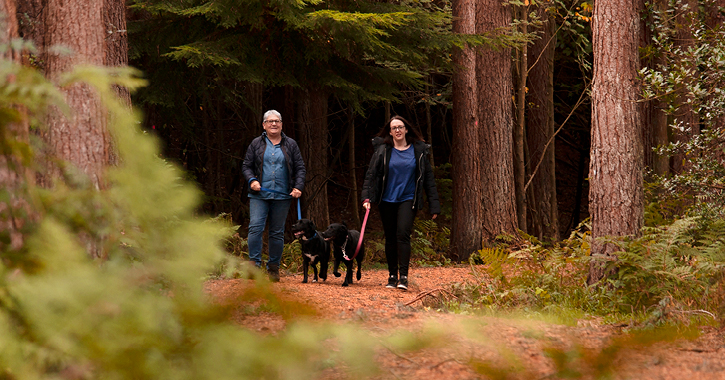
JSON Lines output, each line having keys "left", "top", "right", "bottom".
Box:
{"left": 249, "top": 136, "right": 291, "bottom": 200}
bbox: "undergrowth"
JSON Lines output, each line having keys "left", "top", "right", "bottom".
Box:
{"left": 438, "top": 217, "right": 725, "bottom": 328}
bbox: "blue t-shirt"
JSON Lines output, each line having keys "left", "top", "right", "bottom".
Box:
{"left": 382, "top": 145, "right": 416, "bottom": 202}
{"left": 250, "top": 137, "right": 290, "bottom": 200}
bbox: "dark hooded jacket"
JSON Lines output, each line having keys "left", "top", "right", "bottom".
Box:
{"left": 361, "top": 137, "right": 441, "bottom": 214}
{"left": 242, "top": 132, "right": 306, "bottom": 194}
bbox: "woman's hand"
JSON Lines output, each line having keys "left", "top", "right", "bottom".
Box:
{"left": 432, "top": 214, "right": 438, "bottom": 220}
{"left": 250, "top": 180, "right": 261, "bottom": 192}
{"left": 363, "top": 200, "right": 371, "bottom": 210}
{"left": 290, "top": 188, "right": 302, "bottom": 198}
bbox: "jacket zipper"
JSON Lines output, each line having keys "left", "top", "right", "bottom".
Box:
{"left": 412, "top": 147, "right": 425, "bottom": 209}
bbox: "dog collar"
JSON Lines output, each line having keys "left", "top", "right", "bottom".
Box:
{"left": 301, "top": 231, "right": 317, "bottom": 241}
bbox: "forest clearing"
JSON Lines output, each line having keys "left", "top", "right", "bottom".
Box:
{"left": 4, "top": 0, "right": 725, "bottom": 379}
{"left": 206, "top": 266, "right": 725, "bottom": 380}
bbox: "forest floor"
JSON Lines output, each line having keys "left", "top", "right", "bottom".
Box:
{"left": 204, "top": 265, "right": 725, "bottom": 380}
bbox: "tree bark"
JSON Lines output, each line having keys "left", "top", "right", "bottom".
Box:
{"left": 514, "top": 4, "right": 528, "bottom": 234}
{"left": 477, "top": 0, "right": 518, "bottom": 242}
{"left": 450, "top": 0, "right": 482, "bottom": 261}
{"left": 103, "top": 0, "right": 130, "bottom": 106}
{"left": 297, "top": 87, "right": 330, "bottom": 228}
{"left": 588, "top": 0, "right": 644, "bottom": 285}
{"left": 42, "top": 0, "right": 109, "bottom": 189}
{"left": 525, "top": 6, "right": 559, "bottom": 241}
{"left": 640, "top": 0, "right": 668, "bottom": 177}
{"left": 671, "top": 0, "right": 699, "bottom": 174}
{"left": 16, "top": 0, "right": 45, "bottom": 69}
{"left": 347, "top": 108, "right": 360, "bottom": 228}
{"left": 0, "top": 0, "right": 35, "bottom": 252}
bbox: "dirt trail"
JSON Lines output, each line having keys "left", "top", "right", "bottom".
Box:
{"left": 205, "top": 265, "right": 725, "bottom": 379}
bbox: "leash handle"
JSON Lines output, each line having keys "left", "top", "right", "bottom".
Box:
{"left": 353, "top": 207, "right": 370, "bottom": 257}
{"left": 259, "top": 186, "right": 302, "bottom": 220}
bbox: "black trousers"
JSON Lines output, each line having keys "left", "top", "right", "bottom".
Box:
{"left": 378, "top": 200, "right": 417, "bottom": 277}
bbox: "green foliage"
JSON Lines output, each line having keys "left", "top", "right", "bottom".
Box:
{"left": 411, "top": 218, "right": 451, "bottom": 267}
{"left": 640, "top": 0, "right": 725, "bottom": 219}
{"left": 452, "top": 217, "right": 725, "bottom": 326}
{"left": 0, "top": 59, "right": 406, "bottom": 380}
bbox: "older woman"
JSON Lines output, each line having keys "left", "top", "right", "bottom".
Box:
{"left": 242, "top": 110, "right": 306, "bottom": 282}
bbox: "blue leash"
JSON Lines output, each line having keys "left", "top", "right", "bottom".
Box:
{"left": 260, "top": 187, "right": 302, "bottom": 220}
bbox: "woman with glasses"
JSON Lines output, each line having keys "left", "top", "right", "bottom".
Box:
{"left": 242, "top": 110, "right": 306, "bottom": 282}
{"left": 361, "top": 115, "right": 440, "bottom": 290}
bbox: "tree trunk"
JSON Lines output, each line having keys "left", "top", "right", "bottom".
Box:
{"left": 477, "top": 0, "right": 518, "bottom": 242}
{"left": 525, "top": 7, "right": 559, "bottom": 241}
{"left": 425, "top": 75, "right": 435, "bottom": 167}
{"left": 297, "top": 88, "right": 330, "bottom": 228}
{"left": 671, "top": 0, "right": 699, "bottom": 174}
{"left": 588, "top": 0, "right": 644, "bottom": 285}
{"left": 450, "top": 0, "right": 482, "bottom": 261}
{"left": 42, "top": 0, "right": 109, "bottom": 190}
{"left": 0, "top": 0, "right": 35, "bottom": 252}
{"left": 103, "top": 0, "right": 131, "bottom": 107}
{"left": 514, "top": 4, "right": 528, "bottom": 234}
{"left": 16, "top": 0, "right": 45, "bottom": 69}
{"left": 640, "top": 0, "right": 669, "bottom": 177}
{"left": 347, "top": 108, "right": 360, "bottom": 228}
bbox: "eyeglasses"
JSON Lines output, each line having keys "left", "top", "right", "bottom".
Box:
{"left": 264, "top": 119, "right": 282, "bottom": 125}
{"left": 391, "top": 126, "right": 405, "bottom": 131}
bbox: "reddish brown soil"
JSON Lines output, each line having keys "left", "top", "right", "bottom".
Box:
{"left": 205, "top": 265, "right": 725, "bottom": 379}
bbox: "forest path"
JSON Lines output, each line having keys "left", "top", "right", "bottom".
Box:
{"left": 205, "top": 265, "right": 725, "bottom": 379}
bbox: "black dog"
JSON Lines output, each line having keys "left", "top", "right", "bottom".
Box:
{"left": 291, "top": 219, "right": 330, "bottom": 283}
{"left": 320, "top": 222, "right": 365, "bottom": 287}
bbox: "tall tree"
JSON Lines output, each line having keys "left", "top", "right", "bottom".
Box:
{"left": 297, "top": 88, "right": 330, "bottom": 227}
{"left": 451, "top": 0, "right": 482, "bottom": 260}
{"left": 0, "top": 0, "right": 32, "bottom": 252}
{"left": 477, "top": 0, "right": 518, "bottom": 241}
{"left": 104, "top": 0, "right": 130, "bottom": 105}
{"left": 525, "top": 5, "right": 559, "bottom": 240}
{"left": 129, "top": 0, "right": 463, "bottom": 224}
{"left": 513, "top": 3, "right": 528, "bottom": 234}
{"left": 640, "top": 0, "right": 668, "bottom": 177}
{"left": 587, "top": 0, "right": 643, "bottom": 284}
{"left": 42, "top": 0, "right": 109, "bottom": 189}
{"left": 670, "top": 0, "right": 699, "bottom": 174}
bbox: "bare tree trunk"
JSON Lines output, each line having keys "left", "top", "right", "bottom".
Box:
{"left": 671, "top": 0, "right": 699, "bottom": 174}
{"left": 103, "top": 0, "right": 130, "bottom": 106}
{"left": 640, "top": 0, "right": 669, "bottom": 177}
{"left": 425, "top": 75, "right": 435, "bottom": 167}
{"left": 514, "top": 4, "right": 528, "bottom": 234}
{"left": 42, "top": 0, "right": 108, "bottom": 190}
{"left": 588, "top": 0, "right": 644, "bottom": 285}
{"left": 451, "top": 0, "right": 482, "bottom": 261}
{"left": 347, "top": 108, "right": 360, "bottom": 228}
{"left": 297, "top": 88, "right": 330, "bottom": 228}
{"left": 477, "top": 0, "right": 518, "bottom": 242}
{"left": 526, "top": 7, "right": 559, "bottom": 241}
{"left": 0, "top": 0, "right": 36, "bottom": 252}
{"left": 16, "top": 0, "right": 45, "bottom": 69}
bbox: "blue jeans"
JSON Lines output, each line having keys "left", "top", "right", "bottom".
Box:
{"left": 248, "top": 198, "right": 292, "bottom": 269}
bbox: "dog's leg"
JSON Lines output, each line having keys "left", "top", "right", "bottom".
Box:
{"left": 333, "top": 257, "right": 341, "bottom": 277}
{"left": 319, "top": 258, "right": 328, "bottom": 281}
{"left": 342, "top": 261, "right": 353, "bottom": 286}
{"left": 302, "top": 257, "right": 309, "bottom": 283}
{"left": 311, "top": 260, "right": 319, "bottom": 283}
{"left": 356, "top": 257, "right": 362, "bottom": 281}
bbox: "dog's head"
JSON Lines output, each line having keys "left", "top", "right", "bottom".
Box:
{"left": 320, "top": 222, "right": 348, "bottom": 242}
{"left": 291, "top": 218, "right": 316, "bottom": 239}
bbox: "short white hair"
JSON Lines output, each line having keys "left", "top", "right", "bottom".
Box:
{"left": 263, "top": 110, "right": 282, "bottom": 123}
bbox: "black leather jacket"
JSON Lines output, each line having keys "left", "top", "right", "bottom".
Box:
{"left": 361, "top": 137, "right": 441, "bottom": 214}
{"left": 242, "top": 132, "right": 306, "bottom": 193}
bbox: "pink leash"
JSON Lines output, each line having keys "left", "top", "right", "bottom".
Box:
{"left": 352, "top": 207, "right": 370, "bottom": 259}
